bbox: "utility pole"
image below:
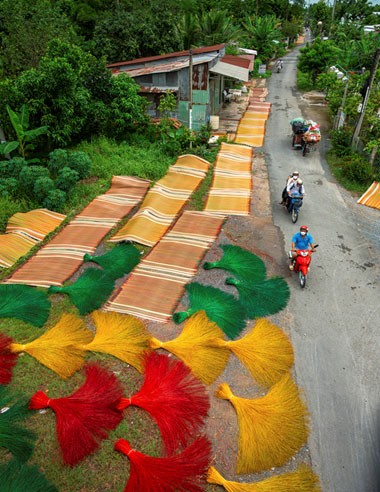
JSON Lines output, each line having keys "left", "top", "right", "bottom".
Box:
{"left": 352, "top": 48, "right": 380, "bottom": 149}
{"left": 329, "top": 0, "right": 337, "bottom": 38}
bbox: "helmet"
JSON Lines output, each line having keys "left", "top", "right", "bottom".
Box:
{"left": 300, "top": 225, "right": 309, "bottom": 232}
{"left": 297, "top": 178, "right": 303, "bottom": 185}
{"left": 292, "top": 171, "right": 299, "bottom": 176}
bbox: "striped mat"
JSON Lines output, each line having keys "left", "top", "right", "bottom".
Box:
{"left": 234, "top": 92, "right": 271, "bottom": 147}
{"left": 109, "top": 155, "right": 210, "bottom": 246}
{"left": 4, "top": 176, "right": 150, "bottom": 287}
{"left": 104, "top": 211, "right": 225, "bottom": 322}
{"left": 0, "top": 209, "right": 66, "bottom": 268}
{"left": 204, "top": 142, "right": 253, "bottom": 216}
{"left": 357, "top": 181, "right": 380, "bottom": 210}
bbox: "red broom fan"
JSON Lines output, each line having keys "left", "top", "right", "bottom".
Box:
{"left": 0, "top": 333, "right": 18, "bottom": 384}
{"left": 117, "top": 352, "right": 210, "bottom": 454}
{"left": 115, "top": 435, "right": 212, "bottom": 492}
{"left": 29, "top": 363, "right": 124, "bottom": 466}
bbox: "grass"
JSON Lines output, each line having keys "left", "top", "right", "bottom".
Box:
{"left": 326, "top": 149, "right": 374, "bottom": 194}
{"left": 0, "top": 134, "right": 221, "bottom": 491}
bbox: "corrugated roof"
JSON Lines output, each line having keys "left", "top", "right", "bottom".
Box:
{"left": 210, "top": 58, "right": 250, "bottom": 82}
{"left": 107, "top": 44, "right": 225, "bottom": 69}
{"left": 221, "top": 55, "right": 251, "bottom": 69}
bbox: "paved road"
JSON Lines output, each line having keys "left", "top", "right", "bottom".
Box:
{"left": 264, "top": 46, "right": 380, "bottom": 492}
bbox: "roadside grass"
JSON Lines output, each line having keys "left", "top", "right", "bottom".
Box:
{"left": 297, "top": 70, "right": 313, "bottom": 92}
{"left": 326, "top": 149, "right": 372, "bottom": 194}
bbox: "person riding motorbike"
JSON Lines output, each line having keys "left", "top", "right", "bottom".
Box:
{"left": 289, "top": 225, "right": 316, "bottom": 270}
{"left": 280, "top": 171, "right": 300, "bottom": 205}
{"left": 275, "top": 59, "right": 283, "bottom": 72}
{"left": 285, "top": 177, "right": 305, "bottom": 209}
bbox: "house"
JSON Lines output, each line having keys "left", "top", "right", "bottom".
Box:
{"left": 107, "top": 44, "right": 254, "bottom": 130}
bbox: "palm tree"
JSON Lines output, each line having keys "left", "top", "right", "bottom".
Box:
{"left": 197, "top": 10, "right": 241, "bottom": 46}
{"left": 173, "top": 13, "right": 200, "bottom": 50}
{"left": 242, "top": 15, "right": 282, "bottom": 63}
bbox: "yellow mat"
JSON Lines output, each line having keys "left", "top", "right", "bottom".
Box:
{"left": 357, "top": 181, "right": 380, "bottom": 210}
{"left": 0, "top": 209, "right": 66, "bottom": 268}
{"left": 204, "top": 142, "right": 253, "bottom": 216}
{"left": 110, "top": 155, "right": 209, "bottom": 246}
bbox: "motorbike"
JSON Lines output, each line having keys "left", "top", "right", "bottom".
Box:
{"left": 286, "top": 193, "right": 303, "bottom": 223}
{"left": 302, "top": 133, "right": 319, "bottom": 156}
{"left": 289, "top": 245, "right": 319, "bottom": 288}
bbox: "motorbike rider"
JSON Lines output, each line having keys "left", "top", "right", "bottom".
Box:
{"left": 275, "top": 59, "right": 283, "bottom": 72}
{"left": 285, "top": 177, "right": 305, "bottom": 209}
{"left": 289, "top": 225, "right": 316, "bottom": 270}
{"left": 280, "top": 170, "right": 300, "bottom": 205}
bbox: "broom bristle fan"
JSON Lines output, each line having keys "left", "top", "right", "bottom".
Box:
{"left": 117, "top": 352, "right": 210, "bottom": 454}
{"left": 173, "top": 282, "right": 247, "bottom": 339}
{"left": 10, "top": 314, "right": 93, "bottom": 379}
{"left": 83, "top": 243, "right": 140, "bottom": 280}
{"left": 48, "top": 268, "right": 115, "bottom": 315}
{"left": 115, "top": 435, "right": 212, "bottom": 492}
{"left": 150, "top": 311, "right": 230, "bottom": 385}
{"left": 207, "top": 464, "right": 321, "bottom": 491}
{"left": 80, "top": 311, "right": 151, "bottom": 373}
{"left": 225, "top": 276, "right": 290, "bottom": 319}
{"left": 203, "top": 244, "right": 267, "bottom": 282}
{"left": 0, "top": 284, "right": 50, "bottom": 327}
{"left": 29, "top": 363, "right": 124, "bottom": 466}
{"left": 0, "top": 386, "right": 35, "bottom": 462}
{"left": 215, "top": 373, "right": 309, "bottom": 473}
{"left": 0, "top": 459, "right": 58, "bottom": 492}
{"left": 0, "top": 334, "right": 18, "bottom": 384}
{"left": 214, "top": 318, "right": 294, "bottom": 388}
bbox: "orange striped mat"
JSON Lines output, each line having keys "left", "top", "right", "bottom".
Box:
{"left": 4, "top": 176, "right": 150, "bottom": 287}
{"left": 0, "top": 209, "right": 66, "bottom": 268}
{"left": 204, "top": 142, "right": 253, "bottom": 216}
{"left": 104, "top": 211, "right": 225, "bottom": 322}
{"left": 357, "top": 181, "right": 380, "bottom": 210}
{"left": 109, "top": 155, "right": 210, "bottom": 246}
{"left": 234, "top": 94, "right": 271, "bottom": 147}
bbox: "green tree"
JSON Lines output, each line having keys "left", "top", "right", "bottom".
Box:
{"left": 298, "top": 38, "right": 341, "bottom": 84}
{"left": 174, "top": 13, "right": 200, "bottom": 50}
{"left": 242, "top": 15, "right": 282, "bottom": 63}
{"left": 197, "top": 10, "right": 241, "bottom": 46}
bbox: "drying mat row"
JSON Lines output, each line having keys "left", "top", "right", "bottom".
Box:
{"left": 104, "top": 211, "right": 225, "bottom": 322}
{"left": 109, "top": 155, "right": 210, "bottom": 247}
{"left": 4, "top": 176, "right": 150, "bottom": 287}
{"left": 204, "top": 142, "right": 253, "bottom": 216}
{"left": 0, "top": 209, "right": 66, "bottom": 268}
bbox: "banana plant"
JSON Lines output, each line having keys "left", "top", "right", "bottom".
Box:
{"left": 0, "top": 105, "right": 48, "bottom": 159}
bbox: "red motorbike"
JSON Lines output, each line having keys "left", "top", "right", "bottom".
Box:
{"left": 290, "top": 245, "right": 318, "bottom": 288}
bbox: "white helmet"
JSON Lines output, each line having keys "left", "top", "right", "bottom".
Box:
{"left": 297, "top": 178, "right": 303, "bottom": 185}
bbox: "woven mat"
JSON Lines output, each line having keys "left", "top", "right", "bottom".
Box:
{"left": 357, "top": 181, "right": 380, "bottom": 210}
{"left": 4, "top": 176, "right": 150, "bottom": 287}
{"left": 109, "top": 155, "right": 210, "bottom": 246}
{"left": 0, "top": 209, "right": 66, "bottom": 268}
{"left": 234, "top": 92, "right": 271, "bottom": 148}
{"left": 104, "top": 211, "right": 225, "bottom": 322}
{"left": 204, "top": 142, "right": 253, "bottom": 216}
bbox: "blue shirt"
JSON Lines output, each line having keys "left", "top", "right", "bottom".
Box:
{"left": 292, "top": 232, "right": 314, "bottom": 250}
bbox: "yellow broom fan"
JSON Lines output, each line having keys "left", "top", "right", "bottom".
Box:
{"left": 215, "top": 373, "right": 309, "bottom": 473}
{"left": 10, "top": 313, "right": 93, "bottom": 378}
{"left": 150, "top": 310, "right": 230, "bottom": 385}
{"left": 80, "top": 311, "right": 152, "bottom": 373}
{"left": 213, "top": 318, "right": 294, "bottom": 388}
{"left": 207, "top": 464, "right": 321, "bottom": 491}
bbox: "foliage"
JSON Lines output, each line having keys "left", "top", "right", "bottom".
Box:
{"left": 0, "top": 178, "right": 19, "bottom": 199}
{"left": 158, "top": 92, "right": 178, "bottom": 118}
{"left": 297, "top": 70, "right": 313, "bottom": 91}
{"left": 0, "top": 157, "right": 26, "bottom": 178}
{"left": 0, "top": 105, "right": 48, "bottom": 159}
{"left": 18, "top": 166, "right": 50, "bottom": 196}
{"left": 48, "top": 149, "right": 91, "bottom": 179}
{"left": 340, "top": 153, "right": 374, "bottom": 184}
{"left": 197, "top": 9, "right": 241, "bottom": 46}
{"left": 173, "top": 13, "right": 200, "bottom": 50}
{"left": 330, "top": 129, "right": 353, "bottom": 157}
{"left": 43, "top": 188, "right": 67, "bottom": 211}
{"left": 55, "top": 167, "right": 80, "bottom": 192}
{"left": 298, "top": 39, "right": 341, "bottom": 84}
{"left": 242, "top": 15, "right": 283, "bottom": 63}
{"left": 33, "top": 176, "right": 56, "bottom": 200}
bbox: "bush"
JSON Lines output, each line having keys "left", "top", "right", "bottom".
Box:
{"left": 42, "top": 189, "right": 66, "bottom": 211}
{"left": 0, "top": 157, "right": 27, "bottom": 179}
{"left": 297, "top": 70, "right": 313, "bottom": 91}
{"left": 0, "top": 178, "right": 18, "bottom": 198}
{"left": 19, "top": 166, "right": 50, "bottom": 194}
{"left": 330, "top": 129, "right": 352, "bottom": 157}
{"left": 55, "top": 166, "right": 80, "bottom": 192}
{"left": 0, "top": 196, "right": 28, "bottom": 233}
{"left": 33, "top": 177, "right": 56, "bottom": 199}
{"left": 48, "top": 149, "right": 91, "bottom": 179}
{"left": 341, "top": 154, "right": 373, "bottom": 184}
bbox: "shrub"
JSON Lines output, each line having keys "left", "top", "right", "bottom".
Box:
{"left": 55, "top": 166, "right": 80, "bottom": 192}
{"left": 0, "top": 178, "right": 18, "bottom": 198}
{"left": 33, "top": 177, "right": 56, "bottom": 199}
{"left": 297, "top": 70, "right": 313, "bottom": 91}
{"left": 19, "top": 166, "right": 50, "bottom": 194}
{"left": 42, "top": 189, "right": 66, "bottom": 211}
{"left": 341, "top": 154, "right": 373, "bottom": 184}
{"left": 0, "top": 196, "right": 28, "bottom": 232}
{"left": 330, "top": 129, "right": 352, "bottom": 157}
{"left": 0, "top": 157, "right": 27, "bottom": 178}
{"left": 48, "top": 149, "right": 91, "bottom": 179}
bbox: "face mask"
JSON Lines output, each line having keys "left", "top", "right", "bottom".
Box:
{"left": 300, "top": 231, "right": 306, "bottom": 236}
{"left": 293, "top": 176, "right": 298, "bottom": 180}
